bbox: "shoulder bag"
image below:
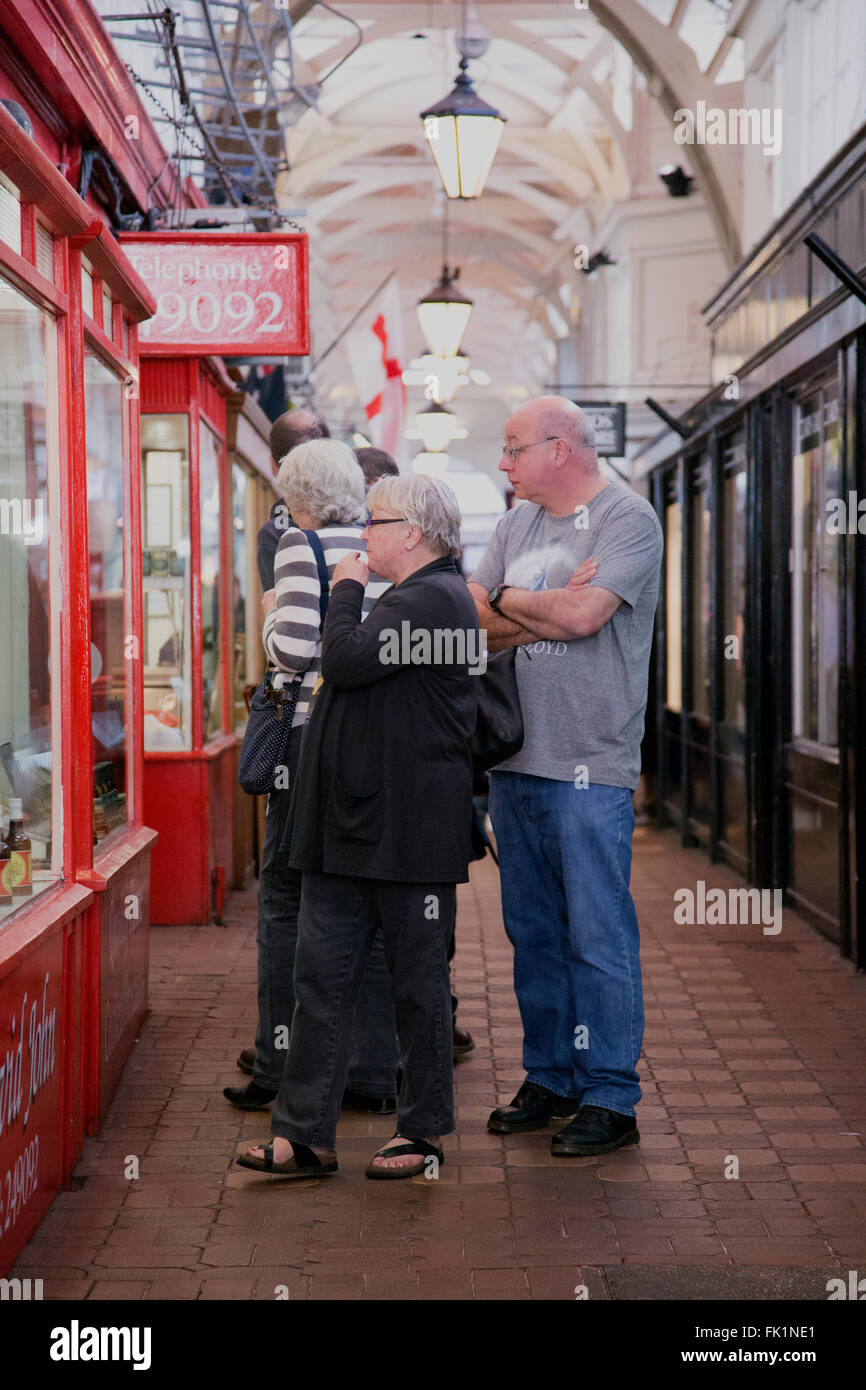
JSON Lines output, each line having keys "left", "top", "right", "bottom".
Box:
{"left": 237, "top": 528, "right": 330, "bottom": 796}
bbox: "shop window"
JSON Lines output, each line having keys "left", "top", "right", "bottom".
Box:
{"left": 200, "top": 422, "right": 223, "bottom": 740}
{"left": 142, "top": 414, "right": 192, "bottom": 749}
{"left": 721, "top": 442, "right": 747, "bottom": 733}
{"left": 81, "top": 263, "right": 94, "bottom": 319}
{"left": 791, "top": 381, "right": 841, "bottom": 748}
{"left": 0, "top": 174, "right": 21, "bottom": 254}
{"left": 85, "top": 352, "right": 128, "bottom": 844}
{"left": 0, "top": 270, "right": 60, "bottom": 918}
{"left": 665, "top": 496, "right": 682, "bottom": 713}
{"left": 232, "top": 463, "right": 250, "bottom": 732}
{"left": 689, "top": 458, "right": 711, "bottom": 719}
{"left": 35, "top": 222, "right": 53, "bottom": 282}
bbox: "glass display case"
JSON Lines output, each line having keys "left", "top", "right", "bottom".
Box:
{"left": 85, "top": 350, "right": 129, "bottom": 843}
{"left": 199, "top": 420, "right": 223, "bottom": 742}
{"left": 0, "top": 270, "right": 60, "bottom": 921}
{"left": 141, "top": 413, "right": 192, "bottom": 749}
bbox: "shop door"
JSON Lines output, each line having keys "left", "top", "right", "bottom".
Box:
{"left": 715, "top": 431, "right": 751, "bottom": 874}
{"left": 783, "top": 375, "right": 844, "bottom": 943}
{"left": 683, "top": 452, "right": 712, "bottom": 845}
{"left": 655, "top": 464, "right": 684, "bottom": 827}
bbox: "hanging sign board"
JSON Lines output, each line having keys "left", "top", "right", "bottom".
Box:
{"left": 118, "top": 232, "right": 309, "bottom": 357}
{"left": 573, "top": 401, "right": 626, "bottom": 457}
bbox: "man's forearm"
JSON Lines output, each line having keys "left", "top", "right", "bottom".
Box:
{"left": 497, "top": 587, "right": 578, "bottom": 641}
{"left": 475, "top": 598, "right": 539, "bottom": 652}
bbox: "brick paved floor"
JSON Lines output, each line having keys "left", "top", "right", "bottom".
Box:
{"left": 11, "top": 825, "right": 866, "bottom": 1300}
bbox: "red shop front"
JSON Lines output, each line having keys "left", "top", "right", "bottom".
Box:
{"left": 122, "top": 231, "right": 309, "bottom": 925}
{"left": 0, "top": 107, "right": 158, "bottom": 1270}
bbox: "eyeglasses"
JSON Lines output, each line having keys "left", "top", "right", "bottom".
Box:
{"left": 364, "top": 513, "right": 409, "bottom": 527}
{"left": 501, "top": 436, "right": 560, "bottom": 463}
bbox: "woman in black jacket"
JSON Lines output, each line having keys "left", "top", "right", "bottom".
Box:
{"left": 237, "top": 473, "right": 480, "bottom": 1180}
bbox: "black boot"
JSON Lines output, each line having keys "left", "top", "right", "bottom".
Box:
{"left": 487, "top": 1080, "right": 580, "bottom": 1134}
{"left": 551, "top": 1105, "right": 639, "bottom": 1156}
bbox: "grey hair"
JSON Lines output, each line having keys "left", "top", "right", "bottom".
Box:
{"left": 538, "top": 405, "right": 596, "bottom": 453}
{"left": 367, "top": 473, "right": 462, "bottom": 558}
{"left": 276, "top": 439, "right": 365, "bottom": 525}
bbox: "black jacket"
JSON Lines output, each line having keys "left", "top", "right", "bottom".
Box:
{"left": 288, "top": 557, "right": 479, "bottom": 883}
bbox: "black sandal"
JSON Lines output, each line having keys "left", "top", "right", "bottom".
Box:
{"left": 365, "top": 1135, "right": 444, "bottom": 1181}
{"left": 236, "top": 1139, "right": 337, "bottom": 1178}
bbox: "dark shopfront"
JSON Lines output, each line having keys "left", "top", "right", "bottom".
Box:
{"left": 641, "top": 125, "right": 866, "bottom": 967}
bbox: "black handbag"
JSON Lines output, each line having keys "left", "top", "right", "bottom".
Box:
{"left": 471, "top": 646, "right": 525, "bottom": 789}
{"left": 237, "top": 529, "right": 330, "bottom": 796}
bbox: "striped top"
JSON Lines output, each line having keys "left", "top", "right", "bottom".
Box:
{"left": 262, "top": 524, "right": 391, "bottom": 727}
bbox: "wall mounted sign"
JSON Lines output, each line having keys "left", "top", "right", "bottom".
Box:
{"left": 118, "top": 232, "right": 309, "bottom": 357}
{"left": 573, "top": 401, "right": 626, "bottom": 457}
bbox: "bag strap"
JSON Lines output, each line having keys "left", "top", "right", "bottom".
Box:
{"left": 302, "top": 528, "right": 330, "bottom": 626}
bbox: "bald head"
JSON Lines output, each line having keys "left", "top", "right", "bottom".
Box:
{"left": 510, "top": 396, "right": 596, "bottom": 458}
{"left": 269, "top": 409, "right": 329, "bottom": 469}
{"left": 501, "top": 395, "right": 606, "bottom": 515}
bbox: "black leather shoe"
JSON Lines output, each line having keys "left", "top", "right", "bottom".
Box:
{"left": 342, "top": 1089, "right": 397, "bottom": 1114}
{"left": 453, "top": 1026, "right": 475, "bottom": 1062}
{"left": 222, "top": 1080, "right": 278, "bottom": 1110}
{"left": 487, "top": 1080, "right": 580, "bottom": 1134}
{"left": 236, "top": 1047, "right": 256, "bottom": 1075}
{"left": 551, "top": 1105, "right": 639, "bottom": 1156}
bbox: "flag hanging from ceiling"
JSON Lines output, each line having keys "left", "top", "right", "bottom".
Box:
{"left": 346, "top": 276, "right": 406, "bottom": 461}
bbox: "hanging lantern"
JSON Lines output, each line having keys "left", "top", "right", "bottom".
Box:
{"left": 421, "top": 58, "right": 505, "bottom": 199}
{"left": 405, "top": 401, "right": 466, "bottom": 454}
{"left": 417, "top": 267, "right": 473, "bottom": 359}
{"left": 411, "top": 452, "right": 450, "bottom": 478}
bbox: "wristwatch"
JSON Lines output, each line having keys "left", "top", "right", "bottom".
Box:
{"left": 487, "top": 584, "right": 512, "bottom": 614}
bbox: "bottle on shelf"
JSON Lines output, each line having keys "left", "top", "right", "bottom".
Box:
{"left": 6, "top": 798, "right": 32, "bottom": 897}
{"left": 0, "top": 815, "right": 11, "bottom": 903}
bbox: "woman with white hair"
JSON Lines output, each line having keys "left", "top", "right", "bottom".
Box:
{"left": 238, "top": 472, "right": 480, "bottom": 1180}
{"left": 223, "top": 438, "right": 399, "bottom": 1114}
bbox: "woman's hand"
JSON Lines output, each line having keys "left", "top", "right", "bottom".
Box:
{"left": 565, "top": 556, "right": 598, "bottom": 590}
{"left": 332, "top": 552, "right": 369, "bottom": 588}
{"left": 262, "top": 588, "right": 277, "bottom": 615}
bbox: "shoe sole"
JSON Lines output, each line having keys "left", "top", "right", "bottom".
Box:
{"left": 236, "top": 1059, "right": 254, "bottom": 1075}
{"left": 453, "top": 1042, "right": 475, "bottom": 1061}
{"left": 551, "top": 1128, "right": 640, "bottom": 1156}
{"left": 236, "top": 1156, "right": 337, "bottom": 1177}
{"left": 487, "top": 1109, "right": 579, "bottom": 1134}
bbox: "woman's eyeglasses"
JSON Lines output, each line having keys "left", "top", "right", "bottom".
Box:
{"left": 364, "top": 513, "right": 408, "bottom": 527}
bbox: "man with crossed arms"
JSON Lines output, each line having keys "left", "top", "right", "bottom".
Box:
{"left": 468, "top": 396, "right": 663, "bottom": 1156}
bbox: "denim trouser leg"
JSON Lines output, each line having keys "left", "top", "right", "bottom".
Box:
{"left": 271, "top": 874, "right": 455, "bottom": 1150}
{"left": 346, "top": 931, "right": 400, "bottom": 1098}
{"left": 252, "top": 727, "right": 304, "bottom": 1087}
{"left": 488, "top": 773, "right": 643, "bottom": 1118}
{"left": 378, "top": 881, "right": 455, "bottom": 1140}
{"left": 253, "top": 727, "right": 397, "bottom": 1096}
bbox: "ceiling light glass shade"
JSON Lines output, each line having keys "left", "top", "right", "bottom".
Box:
{"left": 407, "top": 402, "right": 459, "bottom": 454}
{"left": 417, "top": 269, "right": 473, "bottom": 358}
{"left": 421, "top": 60, "right": 505, "bottom": 199}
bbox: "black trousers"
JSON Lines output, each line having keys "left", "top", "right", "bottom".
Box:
{"left": 271, "top": 871, "right": 457, "bottom": 1149}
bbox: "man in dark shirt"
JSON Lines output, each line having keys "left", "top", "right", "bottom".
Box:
{"left": 256, "top": 408, "right": 330, "bottom": 591}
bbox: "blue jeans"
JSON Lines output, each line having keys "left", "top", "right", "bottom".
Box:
{"left": 488, "top": 773, "right": 643, "bottom": 1118}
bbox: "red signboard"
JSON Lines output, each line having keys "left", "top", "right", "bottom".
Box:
{"left": 0, "top": 932, "right": 63, "bottom": 1273}
{"left": 118, "top": 232, "right": 309, "bottom": 356}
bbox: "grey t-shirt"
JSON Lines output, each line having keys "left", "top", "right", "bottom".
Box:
{"left": 470, "top": 481, "right": 663, "bottom": 789}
